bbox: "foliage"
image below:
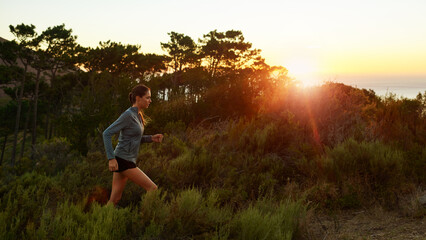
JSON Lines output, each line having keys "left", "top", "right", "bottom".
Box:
{"left": 31, "top": 202, "right": 134, "bottom": 240}
{"left": 303, "top": 138, "right": 416, "bottom": 209}
{"left": 161, "top": 32, "right": 199, "bottom": 73}
{"left": 1, "top": 22, "right": 425, "bottom": 239}
{"left": 57, "top": 151, "right": 111, "bottom": 201}
{"left": 0, "top": 168, "right": 306, "bottom": 240}
{"left": 33, "top": 137, "right": 81, "bottom": 175}
{"left": 0, "top": 172, "right": 64, "bottom": 240}
{"left": 230, "top": 199, "right": 306, "bottom": 240}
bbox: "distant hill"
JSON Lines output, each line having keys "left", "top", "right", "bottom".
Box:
{"left": 0, "top": 36, "right": 38, "bottom": 99}
{"left": 0, "top": 36, "right": 11, "bottom": 67}
{"left": 0, "top": 37, "right": 10, "bottom": 99}
{"left": 0, "top": 36, "right": 77, "bottom": 100}
{"left": 0, "top": 36, "right": 40, "bottom": 74}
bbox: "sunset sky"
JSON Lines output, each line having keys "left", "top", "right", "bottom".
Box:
{"left": 1, "top": 0, "right": 425, "bottom": 95}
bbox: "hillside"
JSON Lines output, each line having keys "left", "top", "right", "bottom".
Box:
{"left": 1, "top": 25, "right": 425, "bottom": 239}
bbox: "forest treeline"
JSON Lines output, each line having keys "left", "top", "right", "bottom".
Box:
{"left": 0, "top": 23, "right": 289, "bottom": 162}
{"left": 0, "top": 23, "right": 425, "bottom": 239}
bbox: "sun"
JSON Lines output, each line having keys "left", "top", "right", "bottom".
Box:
{"left": 285, "top": 58, "right": 320, "bottom": 87}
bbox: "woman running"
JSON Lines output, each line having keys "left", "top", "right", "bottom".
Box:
{"left": 103, "top": 84, "right": 163, "bottom": 206}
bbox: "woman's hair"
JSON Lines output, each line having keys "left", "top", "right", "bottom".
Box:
{"left": 129, "top": 84, "right": 151, "bottom": 126}
{"left": 129, "top": 84, "right": 150, "bottom": 104}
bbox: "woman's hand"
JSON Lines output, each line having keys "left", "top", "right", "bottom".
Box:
{"left": 109, "top": 159, "right": 118, "bottom": 172}
{"left": 152, "top": 134, "right": 164, "bottom": 143}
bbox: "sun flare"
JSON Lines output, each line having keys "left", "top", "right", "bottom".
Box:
{"left": 285, "top": 58, "right": 320, "bottom": 87}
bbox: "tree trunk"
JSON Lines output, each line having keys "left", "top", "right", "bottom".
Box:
{"left": 31, "top": 70, "right": 41, "bottom": 159}
{"left": 45, "top": 109, "right": 50, "bottom": 139}
{"left": 11, "top": 65, "right": 27, "bottom": 166}
{"left": 49, "top": 120, "right": 53, "bottom": 139}
{"left": 48, "top": 70, "right": 57, "bottom": 140}
{"left": 0, "top": 134, "right": 8, "bottom": 166}
{"left": 20, "top": 100, "right": 32, "bottom": 159}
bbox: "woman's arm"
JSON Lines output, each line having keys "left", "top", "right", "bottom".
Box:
{"left": 141, "top": 135, "right": 153, "bottom": 143}
{"left": 102, "top": 112, "right": 130, "bottom": 160}
{"left": 140, "top": 134, "right": 163, "bottom": 143}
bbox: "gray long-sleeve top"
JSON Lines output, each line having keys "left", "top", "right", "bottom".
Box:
{"left": 103, "top": 106, "right": 152, "bottom": 163}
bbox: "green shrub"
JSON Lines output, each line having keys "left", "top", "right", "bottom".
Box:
{"left": 34, "top": 201, "right": 133, "bottom": 240}
{"left": 232, "top": 207, "right": 275, "bottom": 240}
{"left": 164, "top": 120, "right": 187, "bottom": 135}
{"left": 57, "top": 151, "right": 111, "bottom": 201}
{"left": 0, "top": 172, "right": 64, "bottom": 240}
{"left": 145, "top": 188, "right": 231, "bottom": 239}
{"left": 227, "top": 112, "right": 303, "bottom": 157}
{"left": 13, "top": 157, "right": 34, "bottom": 175}
{"left": 167, "top": 188, "right": 213, "bottom": 238}
{"left": 230, "top": 198, "right": 306, "bottom": 240}
{"left": 139, "top": 189, "right": 170, "bottom": 227}
{"left": 34, "top": 137, "right": 81, "bottom": 176}
{"left": 138, "top": 188, "right": 233, "bottom": 240}
{"left": 155, "top": 134, "right": 188, "bottom": 160}
{"left": 167, "top": 146, "right": 216, "bottom": 189}
{"left": 404, "top": 144, "right": 426, "bottom": 184}
{"left": 321, "top": 138, "right": 406, "bottom": 207}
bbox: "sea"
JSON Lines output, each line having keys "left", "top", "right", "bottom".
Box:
{"left": 319, "top": 74, "right": 426, "bottom": 99}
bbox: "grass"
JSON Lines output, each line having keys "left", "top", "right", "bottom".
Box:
{"left": 1, "top": 129, "right": 47, "bottom": 166}
{"left": 0, "top": 111, "right": 424, "bottom": 239}
{"left": 0, "top": 96, "right": 11, "bottom": 107}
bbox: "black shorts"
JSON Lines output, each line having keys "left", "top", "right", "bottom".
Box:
{"left": 113, "top": 155, "right": 136, "bottom": 172}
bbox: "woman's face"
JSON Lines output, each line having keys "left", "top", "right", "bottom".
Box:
{"left": 135, "top": 90, "right": 152, "bottom": 109}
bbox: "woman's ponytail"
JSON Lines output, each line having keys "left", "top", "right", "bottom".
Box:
{"left": 129, "top": 92, "right": 133, "bottom": 104}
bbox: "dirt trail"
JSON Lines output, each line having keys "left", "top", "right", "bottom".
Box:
{"left": 305, "top": 208, "right": 426, "bottom": 240}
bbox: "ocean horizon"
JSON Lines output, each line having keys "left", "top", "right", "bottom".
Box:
{"left": 320, "top": 74, "right": 426, "bottom": 99}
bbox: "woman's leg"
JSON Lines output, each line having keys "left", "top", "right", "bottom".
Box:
{"left": 108, "top": 172, "right": 128, "bottom": 206}
{"left": 121, "top": 167, "right": 158, "bottom": 191}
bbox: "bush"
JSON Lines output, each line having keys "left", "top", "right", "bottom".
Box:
{"left": 166, "top": 188, "right": 232, "bottom": 239}
{"left": 167, "top": 145, "right": 215, "bottom": 189}
{"left": 33, "top": 202, "right": 134, "bottom": 240}
{"left": 138, "top": 188, "right": 232, "bottom": 240}
{"left": 320, "top": 138, "right": 408, "bottom": 207}
{"left": 404, "top": 143, "right": 426, "bottom": 184}
{"left": 230, "top": 198, "right": 307, "bottom": 240}
{"left": 226, "top": 112, "right": 304, "bottom": 157}
{"left": 57, "top": 151, "right": 111, "bottom": 201}
{"left": 34, "top": 137, "right": 81, "bottom": 176}
{"left": 0, "top": 172, "right": 64, "bottom": 240}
